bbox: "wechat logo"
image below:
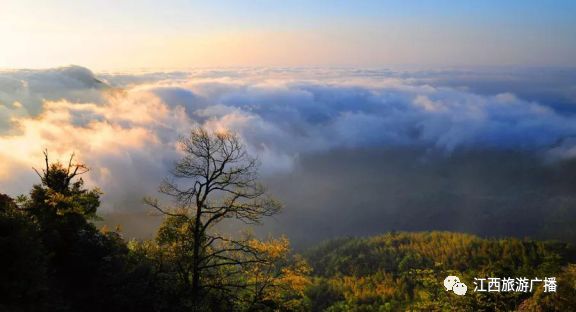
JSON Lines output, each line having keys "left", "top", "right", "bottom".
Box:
{"left": 444, "top": 275, "right": 467, "bottom": 296}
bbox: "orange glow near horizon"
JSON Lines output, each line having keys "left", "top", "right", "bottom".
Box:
{"left": 2, "top": 1, "right": 575, "bottom": 70}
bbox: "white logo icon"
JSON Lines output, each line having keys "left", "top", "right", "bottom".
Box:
{"left": 444, "top": 275, "right": 467, "bottom": 296}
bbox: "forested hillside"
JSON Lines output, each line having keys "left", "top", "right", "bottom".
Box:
{"left": 3, "top": 185, "right": 576, "bottom": 311}
{"left": 303, "top": 232, "right": 576, "bottom": 311}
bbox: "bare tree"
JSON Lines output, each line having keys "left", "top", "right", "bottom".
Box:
{"left": 145, "top": 128, "right": 281, "bottom": 307}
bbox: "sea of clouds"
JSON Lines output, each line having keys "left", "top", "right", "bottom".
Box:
{"left": 1, "top": 65, "right": 575, "bottom": 242}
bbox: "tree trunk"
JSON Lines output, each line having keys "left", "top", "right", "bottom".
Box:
{"left": 191, "top": 204, "right": 202, "bottom": 309}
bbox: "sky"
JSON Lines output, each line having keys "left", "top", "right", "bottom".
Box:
{"left": 1, "top": 0, "right": 576, "bottom": 70}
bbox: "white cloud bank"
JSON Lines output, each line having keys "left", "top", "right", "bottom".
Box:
{"left": 1, "top": 66, "right": 575, "bottom": 212}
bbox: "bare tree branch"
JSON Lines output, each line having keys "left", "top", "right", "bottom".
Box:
{"left": 145, "top": 128, "right": 282, "bottom": 306}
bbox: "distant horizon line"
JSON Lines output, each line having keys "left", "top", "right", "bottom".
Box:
{"left": 2, "top": 63, "right": 576, "bottom": 73}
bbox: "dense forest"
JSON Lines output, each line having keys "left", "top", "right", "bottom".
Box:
{"left": 304, "top": 233, "right": 576, "bottom": 311}
{"left": 1, "top": 129, "right": 576, "bottom": 311}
